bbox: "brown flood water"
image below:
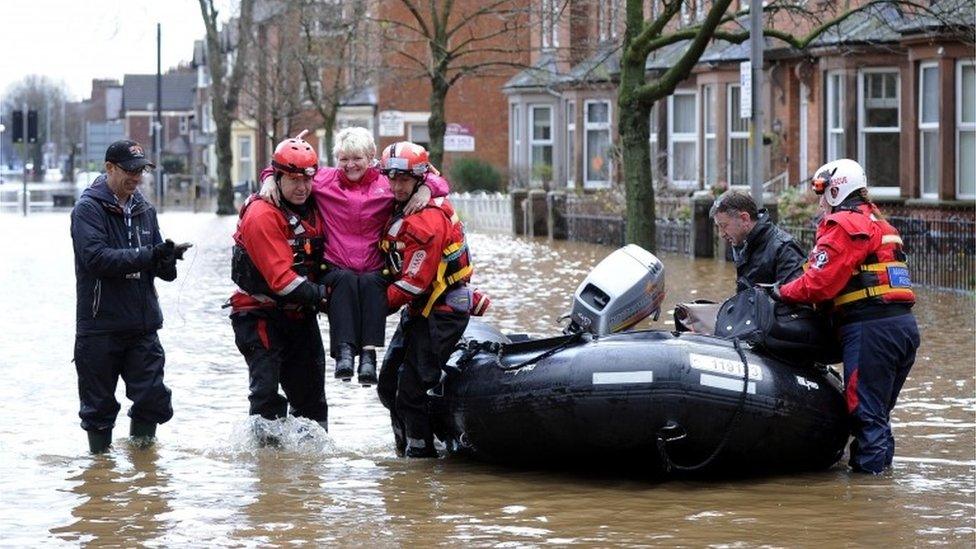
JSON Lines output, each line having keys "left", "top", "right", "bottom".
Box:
{"left": 0, "top": 212, "right": 972, "bottom": 546}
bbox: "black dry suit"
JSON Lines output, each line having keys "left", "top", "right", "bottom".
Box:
{"left": 70, "top": 176, "right": 175, "bottom": 432}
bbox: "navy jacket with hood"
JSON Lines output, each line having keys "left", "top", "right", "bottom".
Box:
{"left": 71, "top": 176, "right": 176, "bottom": 335}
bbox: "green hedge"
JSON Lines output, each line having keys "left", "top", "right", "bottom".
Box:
{"left": 449, "top": 157, "right": 505, "bottom": 193}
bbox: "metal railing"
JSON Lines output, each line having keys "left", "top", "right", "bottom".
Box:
{"left": 781, "top": 215, "right": 975, "bottom": 292}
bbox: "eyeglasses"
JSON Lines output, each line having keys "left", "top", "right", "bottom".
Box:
{"left": 114, "top": 163, "right": 149, "bottom": 176}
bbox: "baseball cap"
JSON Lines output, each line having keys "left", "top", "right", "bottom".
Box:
{"left": 105, "top": 140, "right": 155, "bottom": 171}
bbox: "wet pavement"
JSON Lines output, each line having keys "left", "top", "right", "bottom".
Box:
{"left": 0, "top": 212, "right": 973, "bottom": 546}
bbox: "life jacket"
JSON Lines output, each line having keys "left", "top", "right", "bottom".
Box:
{"left": 828, "top": 204, "right": 915, "bottom": 311}
{"left": 381, "top": 198, "right": 472, "bottom": 317}
{"left": 231, "top": 194, "right": 326, "bottom": 301}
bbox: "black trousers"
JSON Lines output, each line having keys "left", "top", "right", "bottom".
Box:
{"left": 321, "top": 268, "right": 387, "bottom": 357}
{"left": 232, "top": 310, "right": 328, "bottom": 424}
{"left": 377, "top": 309, "right": 469, "bottom": 453}
{"left": 74, "top": 331, "right": 173, "bottom": 432}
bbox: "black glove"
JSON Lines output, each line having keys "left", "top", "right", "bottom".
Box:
{"left": 152, "top": 240, "right": 175, "bottom": 263}
{"left": 288, "top": 280, "right": 329, "bottom": 310}
{"left": 172, "top": 241, "right": 193, "bottom": 260}
{"left": 151, "top": 240, "right": 178, "bottom": 281}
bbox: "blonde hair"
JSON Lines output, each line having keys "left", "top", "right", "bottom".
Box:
{"left": 333, "top": 127, "right": 376, "bottom": 160}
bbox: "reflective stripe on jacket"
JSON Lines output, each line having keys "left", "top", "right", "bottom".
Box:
{"left": 382, "top": 197, "right": 472, "bottom": 316}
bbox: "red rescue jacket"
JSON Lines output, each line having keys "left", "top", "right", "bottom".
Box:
{"left": 229, "top": 196, "right": 325, "bottom": 312}
{"left": 381, "top": 197, "right": 472, "bottom": 316}
{"left": 779, "top": 202, "right": 914, "bottom": 321}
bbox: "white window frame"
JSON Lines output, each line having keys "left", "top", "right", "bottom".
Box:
{"left": 918, "top": 62, "right": 940, "bottom": 198}
{"left": 826, "top": 70, "right": 845, "bottom": 162}
{"left": 858, "top": 68, "right": 901, "bottom": 197}
{"left": 649, "top": 105, "right": 660, "bottom": 181}
{"left": 584, "top": 99, "right": 612, "bottom": 188}
{"left": 566, "top": 99, "right": 576, "bottom": 187}
{"left": 541, "top": 0, "right": 559, "bottom": 49}
{"left": 529, "top": 104, "right": 554, "bottom": 186}
{"left": 236, "top": 134, "right": 253, "bottom": 186}
{"left": 511, "top": 104, "right": 521, "bottom": 168}
{"left": 702, "top": 84, "right": 717, "bottom": 187}
{"left": 668, "top": 90, "right": 699, "bottom": 189}
{"left": 598, "top": 0, "right": 619, "bottom": 41}
{"left": 727, "top": 84, "right": 749, "bottom": 187}
{"left": 957, "top": 59, "right": 976, "bottom": 199}
{"left": 800, "top": 82, "right": 809, "bottom": 181}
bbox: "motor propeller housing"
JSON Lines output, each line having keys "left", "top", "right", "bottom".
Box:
{"left": 567, "top": 244, "right": 666, "bottom": 337}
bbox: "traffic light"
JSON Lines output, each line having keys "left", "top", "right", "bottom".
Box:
{"left": 27, "top": 110, "right": 38, "bottom": 143}
{"left": 11, "top": 110, "right": 23, "bottom": 143}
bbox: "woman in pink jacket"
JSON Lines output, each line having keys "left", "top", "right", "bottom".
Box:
{"left": 260, "top": 127, "right": 449, "bottom": 385}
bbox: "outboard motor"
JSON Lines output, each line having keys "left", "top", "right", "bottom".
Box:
{"left": 566, "top": 244, "right": 665, "bottom": 337}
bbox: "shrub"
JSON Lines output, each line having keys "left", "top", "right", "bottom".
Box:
{"left": 778, "top": 185, "right": 819, "bottom": 227}
{"left": 449, "top": 157, "right": 505, "bottom": 193}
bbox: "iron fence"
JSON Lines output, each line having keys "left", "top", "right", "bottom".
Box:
{"left": 781, "top": 215, "right": 975, "bottom": 292}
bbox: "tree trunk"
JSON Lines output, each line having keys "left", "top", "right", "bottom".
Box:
{"left": 618, "top": 16, "right": 655, "bottom": 251}
{"left": 427, "top": 76, "right": 448, "bottom": 169}
{"left": 214, "top": 117, "right": 235, "bottom": 215}
{"left": 321, "top": 107, "right": 337, "bottom": 167}
{"left": 619, "top": 98, "right": 655, "bottom": 251}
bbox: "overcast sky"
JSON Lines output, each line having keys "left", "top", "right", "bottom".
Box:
{"left": 0, "top": 0, "right": 235, "bottom": 102}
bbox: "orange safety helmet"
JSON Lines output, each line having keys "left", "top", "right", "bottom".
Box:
{"left": 380, "top": 141, "right": 438, "bottom": 178}
{"left": 272, "top": 130, "right": 318, "bottom": 177}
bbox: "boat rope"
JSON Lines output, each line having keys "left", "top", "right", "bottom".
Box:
{"left": 655, "top": 337, "right": 752, "bottom": 473}
{"left": 496, "top": 331, "right": 586, "bottom": 371}
{"left": 451, "top": 331, "right": 587, "bottom": 372}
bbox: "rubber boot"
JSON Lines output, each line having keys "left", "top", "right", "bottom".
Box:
{"left": 405, "top": 437, "right": 438, "bottom": 458}
{"left": 334, "top": 343, "right": 354, "bottom": 380}
{"left": 87, "top": 429, "right": 112, "bottom": 454}
{"left": 358, "top": 349, "right": 377, "bottom": 386}
{"left": 129, "top": 419, "right": 157, "bottom": 448}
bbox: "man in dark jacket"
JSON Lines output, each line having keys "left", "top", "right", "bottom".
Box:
{"left": 70, "top": 139, "right": 190, "bottom": 454}
{"left": 711, "top": 190, "right": 805, "bottom": 292}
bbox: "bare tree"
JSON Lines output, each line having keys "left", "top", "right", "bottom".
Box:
{"left": 377, "top": 0, "right": 532, "bottom": 167}
{"left": 199, "top": 0, "right": 256, "bottom": 215}
{"left": 617, "top": 0, "right": 963, "bottom": 250}
{"left": 296, "top": 0, "right": 375, "bottom": 166}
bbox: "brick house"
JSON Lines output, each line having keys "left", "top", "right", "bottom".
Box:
{"left": 505, "top": 1, "right": 975, "bottom": 209}
{"left": 122, "top": 73, "right": 197, "bottom": 174}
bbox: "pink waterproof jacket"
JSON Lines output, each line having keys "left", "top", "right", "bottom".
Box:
{"left": 259, "top": 165, "right": 449, "bottom": 273}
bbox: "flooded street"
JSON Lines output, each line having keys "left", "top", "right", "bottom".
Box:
{"left": 0, "top": 212, "right": 973, "bottom": 546}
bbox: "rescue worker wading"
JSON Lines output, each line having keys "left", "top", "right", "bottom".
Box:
{"left": 229, "top": 133, "right": 330, "bottom": 442}
{"left": 772, "top": 158, "right": 920, "bottom": 475}
{"left": 375, "top": 141, "right": 483, "bottom": 458}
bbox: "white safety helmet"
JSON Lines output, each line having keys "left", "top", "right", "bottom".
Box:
{"left": 812, "top": 158, "right": 867, "bottom": 207}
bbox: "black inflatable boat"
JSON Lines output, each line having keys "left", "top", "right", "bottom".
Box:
{"left": 431, "top": 320, "right": 848, "bottom": 475}
{"left": 429, "top": 245, "right": 848, "bottom": 476}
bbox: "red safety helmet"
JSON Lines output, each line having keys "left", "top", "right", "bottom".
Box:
{"left": 380, "top": 141, "right": 436, "bottom": 178}
{"left": 272, "top": 131, "right": 318, "bottom": 177}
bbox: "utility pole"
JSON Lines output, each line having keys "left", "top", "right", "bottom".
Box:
{"left": 748, "top": 1, "right": 764, "bottom": 205}
{"left": 156, "top": 22, "right": 165, "bottom": 211}
{"left": 21, "top": 102, "right": 29, "bottom": 216}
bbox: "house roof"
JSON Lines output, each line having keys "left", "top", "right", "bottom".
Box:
{"left": 564, "top": 42, "right": 621, "bottom": 85}
{"left": 122, "top": 73, "right": 197, "bottom": 112}
{"left": 503, "top": 51, "right": 567, "bottom": 92}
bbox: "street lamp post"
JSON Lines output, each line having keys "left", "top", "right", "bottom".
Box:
{"left": 749, "top": 1, "right": 765, "bottom": 206}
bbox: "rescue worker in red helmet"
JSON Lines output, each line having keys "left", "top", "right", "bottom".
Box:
{"left": 375, "top": 141, "right": 488, "bottom": 458}
{"left": 771, "top": 158, "right": 919, "bottom": 474}
{"left": 229, "top": 132, "right": 330, "bottom": 443}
